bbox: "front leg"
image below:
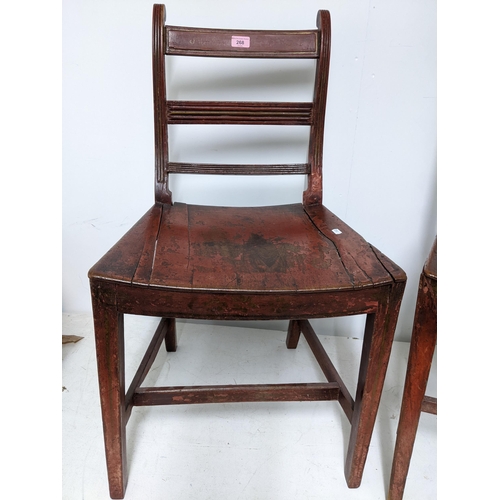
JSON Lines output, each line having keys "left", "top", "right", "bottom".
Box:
{"left": 345, "top": 282, "right": 405, "bottom": 487}
{"left": 92, "top": 290, "right": 127, "bottom": 499}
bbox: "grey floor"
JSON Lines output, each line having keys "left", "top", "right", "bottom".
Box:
{"left": 62, "top": 313, "right": 436, "bottom": 499}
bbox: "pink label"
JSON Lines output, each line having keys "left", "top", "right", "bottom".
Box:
{"left": 231, "top": 36, "right": 250, "bottom": 48}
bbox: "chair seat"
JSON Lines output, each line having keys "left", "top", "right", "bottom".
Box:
{"left": 89, "top": 202, "right": 404, "bottom": 293}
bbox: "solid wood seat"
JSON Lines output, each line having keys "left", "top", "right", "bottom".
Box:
{"left": 89, "top": 203, "right": 399, "bottom": 293}
{"left": 89, "top": 5, "right": 407, "bottom": 498}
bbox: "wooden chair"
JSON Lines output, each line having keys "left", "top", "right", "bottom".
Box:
{"left": 389, "top": 238, "right": 437, "bottom": 500}
{"left": 88, "top": 5, "right": 406, "bottom": 498}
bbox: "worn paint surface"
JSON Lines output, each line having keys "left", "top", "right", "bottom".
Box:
{"left": 89, "top": 203, "right": 402, "bottom": 293}
{"left": 88, "top": 6, "right": 408, "bottom": 499}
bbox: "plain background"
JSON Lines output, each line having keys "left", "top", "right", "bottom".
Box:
{"left": 3, "top": 0, "right": 499, "bottom": 498}
{"left": 62, "top": 0, "right": 436, "bottom": 342}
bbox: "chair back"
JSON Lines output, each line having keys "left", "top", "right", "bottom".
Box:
{"left": 152, "top": 4, "right": 330, "bottom": 206}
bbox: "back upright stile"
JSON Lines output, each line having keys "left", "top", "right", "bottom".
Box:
{"left": 152, "top": 5, "right": 170, "bottom": 204}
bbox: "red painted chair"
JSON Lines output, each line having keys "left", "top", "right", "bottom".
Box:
{"left": 88, "top": 5, "right": 406, "bottom": 498}
{"left": 389, "top": 238, "right": 437, "bottom": 499}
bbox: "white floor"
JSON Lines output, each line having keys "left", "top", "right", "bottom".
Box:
{"left": 62, "top": 313, "right": 436, "bottom": 500}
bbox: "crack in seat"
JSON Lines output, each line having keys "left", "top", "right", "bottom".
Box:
{"left": 90, "top": 203, "right": 401, "bottom": 293}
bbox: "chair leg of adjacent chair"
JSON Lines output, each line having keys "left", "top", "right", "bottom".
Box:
{"left": 345, "top": 284, "right": 404, "bottom": 488}
{"left": 92, "top": 301, "right": 128, "bottom": 500}
{"left": 388, "top": 275, "right": 437, "bottom": 500}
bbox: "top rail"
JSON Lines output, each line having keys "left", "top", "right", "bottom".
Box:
{"left": 165, "top": 26, "right": 319, "bottom": 58}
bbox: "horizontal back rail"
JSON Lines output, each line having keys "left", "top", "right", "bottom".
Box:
{"left": 166, "top": 26, "right": 319, "bottom": 58}
{"left": 167, "top": 162, "right": 310, "bottom": 175}
{"left": 167, "top": 100, "right": 313, "bottom": 125}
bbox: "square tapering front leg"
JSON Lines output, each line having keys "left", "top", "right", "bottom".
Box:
{"left": 92, "top": 289, "right": 128, "bottom": 499}
{"left": 345, "top": 282, "right": 405, "bottom": 488}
